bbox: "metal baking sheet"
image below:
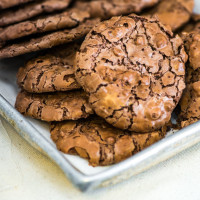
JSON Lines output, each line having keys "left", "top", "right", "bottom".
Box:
{"left": 0, "top": 2, "right": 200, "bottom": 191}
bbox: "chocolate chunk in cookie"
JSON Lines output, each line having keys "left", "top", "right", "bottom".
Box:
{"left": 15, "top": 90, "right": 93, "bottom": 121}
{"left": 0, "top": 8, "right": 90, "bottom": 42}
{"left": 144, "top": 0, "right": 194, "bottom": 31}
{"left": 17, "top": 43, "right": 81, "bottom": 93}
{"left": 0, "top": 0, "right": 71, "bottom": 27}
{"left": 0, "top": 0, "right": 33, "bottom": 10}
{"left": 51, "top": 116, "right": 166, "bottom": 166}
{"left": 75, "top": 0, "right": 160, "bottom": 20}
{"left": 75, "top": 15, "right": 187, "bottom": 132}
{"left": 178, "top": 33, "right": 200, "bottom": 127}
{"left": 0, "top": 18, "right": 100, "bottom": 59}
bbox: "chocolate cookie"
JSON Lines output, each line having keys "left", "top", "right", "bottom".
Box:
{"left": 194, "top": 22, "right": 200, "bottom": 33}
{"left": 17, "top": 43, "right": 81, "bottom": 93}
{"left": 181, "top": 22, "right": 196, "bottom": 33}
{"left": 51, "top": 116, "right": 166, "bottom": 166}
{"left": 180, "top": 22, "right": 200, "bottom": 37}
{"left": 75, "top": 15, "right": 187, "bottom": 133}
{"left": 144, "top": 0, "right": 194, "bottom": 31}
{"left": 178, "top": 33, "right": 200, "bottom": 127}
{"left": 15, "top": 90, "right": 93, "bottom": 121}
{"left": 0, "top": 0, "right": 71, "bottom": 27}
{"left": 0, "top": 18, "right": 100, "bottom": 59}
{"left": 192, "top": 14, "right": 200, "bottom": 22}
{"left": 0, "top": 0, "right": 33, "bottom": 10}
{"left": 75, "top": 0, "right": 160, "bottom": 20}
{"left": 0, "top": 8, "right": 90, "bottom": 42}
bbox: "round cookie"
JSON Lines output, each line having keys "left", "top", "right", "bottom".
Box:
{"left": 178, "top": 33, "right": 200, "bottom": 128}
{"left": 75, "top": 0, "right": 160, "bottom": 20}
{"left": 75, "top": 15, "right": 187, "bottom": 132}
{"left": 0, "top": 18, "right": 100, "bottom": 59}
{"left": 15, "top": 90, "right": 93, "bottom": 121}
{"left": 0, "top": 0, "right": 71, "bottom": 27}
{"left": 17, "top": 43, "right": 81, "bottom": 93}
{"left": 144, "top": 0, "right": 194, "bottom": 31}
{"left": 0, "top": 8, "right": 90, "bottom": 42}
{"left": 51, "top": 116, "right": 167, "bottom": 166}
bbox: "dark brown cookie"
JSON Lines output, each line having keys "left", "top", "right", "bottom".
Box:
{"left": 192, "top": 13, "right": 200, "bottom": 22}
{"left": 0, "top": 0, "right": 33, "bottom": 10}
{"left": 0, "top": 8, "right": 90, "bottom": 42}
{"left": 75, "top": 15, "right": 187, "bottom": 133}
{"left": 180, "top": 21, "right": 200, "bottom": 34}
{"left": 144, "top": 0, "right": 194, "bottom": 31}
{"left": 0, "top": 0, "right": 71, "bottom": 27}
{"left": 15, "top": 90, "right": 93, "bottom": 121}
{"left": 0, "top": 18, "right": 100, "bottom": 59}
{"left": 17, "top": 43, "right": 81, "bottom": 93}
{"left": 181, "top": 22, "right": 196, "bottom": 33}
{"left": 194, "top": 22, "right": 200, "bottom": 33}
{"left": 178, "top": 33, "right": 200, "bottom": 128}
{"left": 51, "top": 116, "right": 166, "bottom": 166}
{"left": 75, "top": 0, "right": 160, "bottom": 20}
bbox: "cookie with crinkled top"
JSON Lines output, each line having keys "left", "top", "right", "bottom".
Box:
{"left": 178, "top": 32, "right": 200, "bottom": 127}
{"left": 0, "top": 0, "right": 71, "bottom": 27}
{"left": 144, "top": 0, "right": 194, "bottom": 31}
{"left": 51, "top": 116, "right": 167, "bottom": 166}
{"left": 75, "top": 0, "right": 160, "bottom": 20}
{"left": 0, "top": 18, "right": 100, "bottom": 59}
{"left": 15, "top": 90, "right": 93, "bottom": 121}
{"left": 0, "top": 8, "right": 90, "bottom": 42}
{"left": 17, "top": 43, "right": 81, "bottom": 93}
{"left": 75, "top": 15, "right": 187, "bottom": 132}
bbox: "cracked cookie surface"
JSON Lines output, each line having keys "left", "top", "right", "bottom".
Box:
{"left": 0, "top": 0, "right": 71, "bottom": 27}
{"left": 15, "top": 90, "right": 93, "bottom": 121}
{"left": 178, "top": 33, "right": 200, "bottom": 127}
{"left": 75, "top": 0, "right": 159, "bottom": 20}
{"left": 75, "top": 15, "right": 187, "bottom": 132}
{"left": 144, "top": 0, "right": 194, "bottom": 31}
{"left": 17, "top": 43, "right": 81, "bottom": 93}
{"left": 0, "top": 8, "right": 90, "bottom": 42}
{"left": 0, "top": 18, "right": 100, "bottom": 58}
{"left": 51, "top": 116, "right": 166, "bottom": 166}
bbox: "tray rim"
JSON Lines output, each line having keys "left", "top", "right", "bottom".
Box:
{"left": 1, "top": 93, "right": 200, "bottom": 191}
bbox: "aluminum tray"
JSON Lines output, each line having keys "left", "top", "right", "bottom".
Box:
{"left": 1, "top": 4, "right": 200, "bottom": 191}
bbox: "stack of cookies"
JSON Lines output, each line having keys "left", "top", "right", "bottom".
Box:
{"left": 1, "top": 0, "right": 200, "bottom": 166}
{"left": 0, "top": 0, "right": 195, "bottom": 58}
{"left": 0, "top": 0, "right": 101, "bottom": 58}
{"left": 15, "top": 37, "right": 169, "bottom": 167}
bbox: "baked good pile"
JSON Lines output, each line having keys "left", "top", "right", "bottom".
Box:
{"left": 1, "top": 0, "right": 199, "bottom": 166}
